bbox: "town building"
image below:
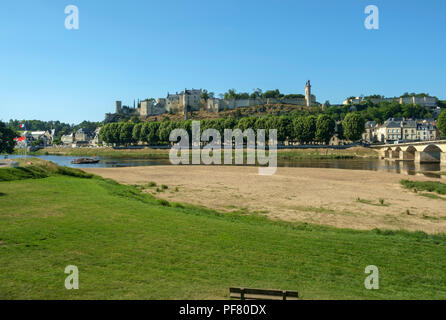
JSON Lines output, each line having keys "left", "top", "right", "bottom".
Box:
{"left": 363, "top": 121, "right": 377, "bottom": 143}
{"left": 416, "top": 121, "right": 438, "bottom": 141}
{"left": 344, "top": 95, "right": 439, "bottom": 109}
{"left": 91, "top": 127, "right": 102, "bottom": 147}
{"left": 61, "top": 133, "right": 74, "bottom": 145}
{"left": 74, "top": 128, "right": 92, "bottom": 142}
{"left": 17, "top": 130, "right": 55, "bottom": 147}
{"left": 363, "top": 118, "right": 439, "bottom": 144}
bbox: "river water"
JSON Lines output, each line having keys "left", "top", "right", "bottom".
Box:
{"left": 2, "top": 154, "right": 444, "bottom": 178}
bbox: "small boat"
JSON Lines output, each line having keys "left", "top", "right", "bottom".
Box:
{"left": 71, "top": 158, "right": 100, "bottom": 164}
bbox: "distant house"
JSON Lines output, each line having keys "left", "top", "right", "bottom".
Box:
{"left": 383, "top": 118, "right": 403, "bottom": 142}
{"left": 75, "top": 128, "right": 92, "bottom": 142}
{"left": 416, "top": 121, "right": 439, "bottom": 141}
{"left": 91, "top": 127, "right": 102, "bottom": 146}
{"left": 61, "top": 133, "right": 74, "bottom": 145}
{"left": 400, "top": 119, "right": 417, "bottom": 141}
{"left": 17, "top": 130, "right": 54, "bottom": 147}
{"left": 363, "top": 121, "right": 377, "bottom": 143}
{"left": 343, "top": 97, "right": 362, "bottom": 105}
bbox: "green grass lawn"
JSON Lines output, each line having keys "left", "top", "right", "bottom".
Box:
{"left": 1, "top": 167, "right": 446, "bottom": 299}
{"left": 401, "top": 180, "right": 446, "bottom": 195}
{"left": 28, "top": 146, "right": 378, "bottom": 161}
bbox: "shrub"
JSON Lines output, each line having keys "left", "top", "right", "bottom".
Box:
{"left": 147, "top": 181, "right": 157, "bottom": 188}
{"left": 157, "top": 199, "right": 170, "bottom": 207}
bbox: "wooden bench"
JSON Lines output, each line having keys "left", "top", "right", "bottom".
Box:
{"left": 229, "top": 287, "right": 298, "bottom": 300}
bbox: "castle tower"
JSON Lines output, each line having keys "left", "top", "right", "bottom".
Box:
{"left": 305, "top": 80, "right": 312, "bottom": 107}
{"left": 183, "top": 88, "right": 189, "bottom": 118}
{"left": 115, "top": 101, "right": 122, "bottom": 114}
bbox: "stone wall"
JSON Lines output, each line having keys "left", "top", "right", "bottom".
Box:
{"left": 204, "top": 96, "right": 313, "bottom": 112}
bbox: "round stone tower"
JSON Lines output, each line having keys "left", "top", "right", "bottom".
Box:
{"left": 305, "top": 80, "right": 311, "bottom": 107}
{"left": 115, "top": 101, "right": 122, "bottom": 114}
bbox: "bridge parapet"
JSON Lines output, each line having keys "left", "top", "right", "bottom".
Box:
{"left": 373, "top": 140, "right": 446, "bottom": 164}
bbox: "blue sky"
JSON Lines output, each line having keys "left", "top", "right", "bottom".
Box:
{"left": 0, "top": 0, "right": 445, "bottom": 123}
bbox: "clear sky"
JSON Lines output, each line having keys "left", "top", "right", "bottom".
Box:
{"left": 1, "top": 0, "right": 445, "bottom": 123}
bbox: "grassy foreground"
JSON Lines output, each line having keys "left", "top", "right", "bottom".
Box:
{"left": 1, "top": 164, "right": 446, "bottom": 299}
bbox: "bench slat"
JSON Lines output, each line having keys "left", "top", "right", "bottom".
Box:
{"left": 229, "top": 287, "right": 298, "bottom": 300}
{"left": 230, "top": 293, "right": 298, "bottom": 300}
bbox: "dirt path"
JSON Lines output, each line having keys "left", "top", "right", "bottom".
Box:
{"left": 83, "top": 166, "right": 446, "bottom": 234}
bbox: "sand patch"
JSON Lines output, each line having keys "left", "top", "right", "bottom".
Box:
{"left": 83, "top": 166, "right": 446, "bottom": 233}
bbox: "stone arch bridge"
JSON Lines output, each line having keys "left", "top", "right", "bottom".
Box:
{"left": 371, "top": 140, "right": 446, "bottom": 165}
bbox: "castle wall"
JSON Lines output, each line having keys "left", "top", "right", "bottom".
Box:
{"left": 266, "top": 98, "right": 308, "bottom": 105}
{"left": 204, "top": 96, "right": 317, "bottom": 113}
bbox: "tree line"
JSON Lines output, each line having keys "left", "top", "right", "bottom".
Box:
{"left": 222, "top": 88, "right": 305, "bottom": 101}
{"left": 321, "top": 101, "right": 434, "bottom": 123}
{"left": 99, "top": 113, "right": 365, "bottom": 146}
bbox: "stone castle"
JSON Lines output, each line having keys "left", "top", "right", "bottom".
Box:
{"left": 105, "top": 81, "right": 317, "bottom": 122}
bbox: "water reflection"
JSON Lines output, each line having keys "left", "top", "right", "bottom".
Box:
{"left": 3, "top": 154, "right": 444, "bottom": 178}
{"left": 278, "top": 158, "right": 442, "bottom": 177}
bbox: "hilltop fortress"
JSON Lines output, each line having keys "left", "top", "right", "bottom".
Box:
{"left": 105, "top": 81, "right": 318, "bottom": 122}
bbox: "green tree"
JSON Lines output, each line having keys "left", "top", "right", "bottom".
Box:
{"left": 223, "top": 117, "right": 237, "bottom": 130}
{"left": 158, "top": 120, "right": 173, "bottom": 143}
{"left": 438, "top": 110, "right": 446, "bottom": 137}
{"left": 249, "top": 88, "right": 262, "bottom": 99}
{"left": 132, "top": 123, "right": 143, "bottom": 144}
{"left": 0, "top": 122, "right": 18, "bottom": 153}
{"left": 201, "top": 90, "right": 214, "bottom": 101}
{"left": 130, "top": 116, "right": 141, "bottom": 124}
{"left": 224, "top": 89, "right": 237, "bottom": 100}
{"left": 145, "top": 122, "right": 160, "bottom": 145}
{"left": 140, "top": 123, "right": 150, "bottom": 144}
{"left": 236, "top": 117, "right": 257, "bottom": 131}
{"left": 293, "top": 115, "right": 316, "bottom": 144}
{"left": 119, "top": 123, "right": 134, "bottom": 145}
{"left": 315, "top": 114, "right": 335, "bottom": 144}
{"left": 342, "top": 113, "right": 365, "bottom": 142}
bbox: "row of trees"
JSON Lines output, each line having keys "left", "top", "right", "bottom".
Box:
{"left": 222, "top": 89, "right": 305, "bottom": 101}
{"left": 99, "top": 113, "right": 365, "bottom": 146}
{"left": 322, "top": 101, "right": 433, "bottom": 123}
{"left": 7, "top": 119, "right": 101, "bottom": 133}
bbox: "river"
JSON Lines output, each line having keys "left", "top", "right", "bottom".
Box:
{"left": 2, "top": 154, "right": 444, "bottom": 178}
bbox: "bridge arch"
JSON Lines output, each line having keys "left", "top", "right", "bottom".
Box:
{"left": 405, "top": 146, "right": 417, "bottom": 154}
{"left": 422, "top": 144, "right": 444, "bottom": 153}
{"left": 382, "top": 147, "right": 392, "bottom": 158}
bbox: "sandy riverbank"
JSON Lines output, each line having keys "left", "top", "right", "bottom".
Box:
{"left": 83, "top": 166, "right": 446, "bottom": 234}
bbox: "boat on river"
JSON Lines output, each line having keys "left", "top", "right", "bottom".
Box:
{"left": 71, "top": 158, "right": 100, "bottom": 164}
